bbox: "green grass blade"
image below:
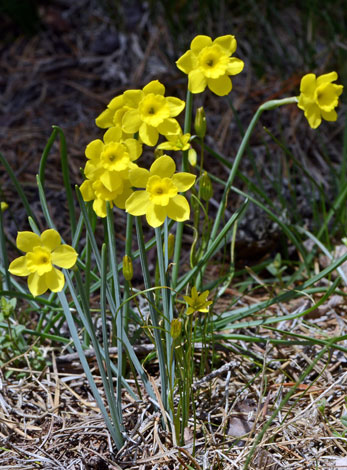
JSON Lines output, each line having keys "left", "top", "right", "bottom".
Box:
{"left": 53, "top": 126, "right": 77, "bottom": 237}
{"left": 0, "top": 152, "right": 37, "bottom": 224}
{"left": 38, "top": 127, "right": 58, "bottom": 187}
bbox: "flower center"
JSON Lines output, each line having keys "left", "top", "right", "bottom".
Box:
{"left": 147, "top": 175, "right": 177, "bottom": 206}
{"left": 139, "top": 94, "right": 170, "bottom": 126}
{"left": 101, "top": 142, "right": 130, "bottom": 171}
{"left": 26, "top": 246, "right": 53, "bottom": 275}
{"left": 198, "top": 45, "right": 229, "bottom": 78}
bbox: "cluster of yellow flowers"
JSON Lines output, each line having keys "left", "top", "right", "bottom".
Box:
{"left": 8, "top": 34, "right": 344, "bottom": 297}
{"left": 79, "top": 79, "right": 197, "bottom": 223}
{"left": 78, "top": 34, "right": 247, "bottom": 226}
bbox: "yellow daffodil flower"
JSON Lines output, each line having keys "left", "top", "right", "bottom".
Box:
{"left": 8, "top": 229, "right": 78, "bottom": 297}
{"left": 176, "top": 35, "right": 244, "bottom": 96}
{"left": 156, "top": 133, "right": 191, "bottom": 151}
{"left": 125, "top": 155, "right": 196, "bottom": 227}
{"left": 121, "top": 80, "right": 185, "bottom": 146}
{"left": 96, "top": 92, "right": 137, "bottom": 134}
{"left": 96, "top": 81, "right": 185, "bottom": 146}
{"left": 80, "top": 126, "right": 142, "bottom": 217}
{"left": 183, "top": 286, "right": 212, "bottom": 315}
{"left": 297, "top": 72, "right": 343, "bottom": 129}
{"left": 1, "top": 202, "right": 8, "bottom": 211}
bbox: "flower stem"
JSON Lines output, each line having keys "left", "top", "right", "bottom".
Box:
{"left": 210, "top": 96, "right": 298, "bottom": 241}
{"left": 155, "top": 225, "right": 173, "bottom": 390}
{"left": 135, "top": 217, "right": 168, "bottom": 414}
{"left": 172, "top": 90, "right": 193, "bottom": 289}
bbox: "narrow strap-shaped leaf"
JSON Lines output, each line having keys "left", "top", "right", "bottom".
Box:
{"left": 53, "top": 126, "right": 77, "bottom": 236}
{"left": 0, "top": 152, "right": 37, "bottom": 223}
{"left": 58, "top": 289, "right": 124, "bottom": 449}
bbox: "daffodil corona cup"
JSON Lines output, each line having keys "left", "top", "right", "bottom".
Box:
{"left": 3, "top": 32, "right": 344, "bottom": 450}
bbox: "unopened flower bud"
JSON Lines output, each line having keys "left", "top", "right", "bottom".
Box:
{"left": 188, "top": 147, "right": 197, "bottom": 167}
{"left": 163, "top": 233, "right": 175, "bottom": 259}
{"left": 170, "top": 318, "right": 182, "bottom": 339}
{"left": 122, "top": 255, "right": 133, "bottom": 281}
{"left": 194, "top": 107, "right": 206, "bottom": 139}
{"left": 200, "top": 171, "right": 213, "bottom": 201}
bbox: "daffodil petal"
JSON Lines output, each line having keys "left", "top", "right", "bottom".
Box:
{"left": 207, "top": 75, "right": 232, "bottom": 96}
{"left": 188, "top": 69, "right": 207, "bottom": 94}
{"left": 304, "top": 103, "right": 322, "bottom": 129}
{"left": 321, "top": 109, "right": 337, "bottom": 121}
{"left": 95, "top": 108, "right": 114, "bottom": 128}
{"left": 214, "top": 35, "right": 236, "bottom": 54}
{"left": 143, "top": 80, "right": 165, "bottom": 96}
{"left": 108, "top": 94, "right": 124, "bottom": 110}
{"left": 103, "top": 126, "right": 123, "bottom": 144}
{"left": 166, "top": 97, "right": 185, "bottom": 117}
{"left": 51, "top": 245, "right": 78, "bottom": 269}
{"left": 190, "top": 35, "right": 212, "bottom": 52}
{"left": 157, "top": 118, "right": 181, "bottom": 136}
{"left": 156, "top": 141, "right": 174, "bottom": 150}
{"left": 125, "top": 191, "right": 150, "bottom": 216}
{"left": 122, "top": 109, "right": 142, "bottom": 133}
{"left": 139, "top": 123, "right": 159, "bottom": 146}
{"left": 100, "top": 171, "right": 123, "bottom": 193}
{"left": 41, "top": 229, "right": 61, "bottom": 251}
{"left": 176, "top": 50, "right": 198, "bottom": 74}
{"left": 316, "top": 83, "right": 342, "bottom": 111}
{"left": 123, "top": 89, "right": 143, "bottom": 107}
{"left": 129, "top": 167, "right": 150, "bottom": 187}
{"left": 16, "top": 231, "right": 41, "bottom": 253}
{"left": 150, "top": 155, "right": 176, "bottom": 178}
{"left": 146, "top": 203, "right": 167, "bottom": 227}
{"left": 85, "top": 139, "right": 103, "bottom": 160}
{"left": 44, "top": 267, "right": 65, "bottom": 292}
{"left": 300, "top": 73, "right": 316, "bottom": 96}
{"left": 167, "top": 195, "right": 190, "bottom": 222}
{"left": 227, "top": 57, "right": 244, "bottom": 75}
{"left": 80, "top": 180, "right": 95, "bottom": 201}
{"left": 84, "top": 160, "right": 99, "bottom": 180}
{"left": 93, "top": 199, "right": 107, "bottom": 218}
{"left": 316, "top": 71, "right": 338, "bottom": 87}
{"left": 124, "top": 138, "right": 142, "bottom": 160}
{"left": 8, "top": 256, "right": 31, "bottom": 276}
{"left": 113, "top": 183, "right": 133, "bottom": 209}
{"left": 172, "top": 172, "right": 196, "bottom": 191}
{"left": 28, "top": 272, "right": 48, "bottom": 297}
